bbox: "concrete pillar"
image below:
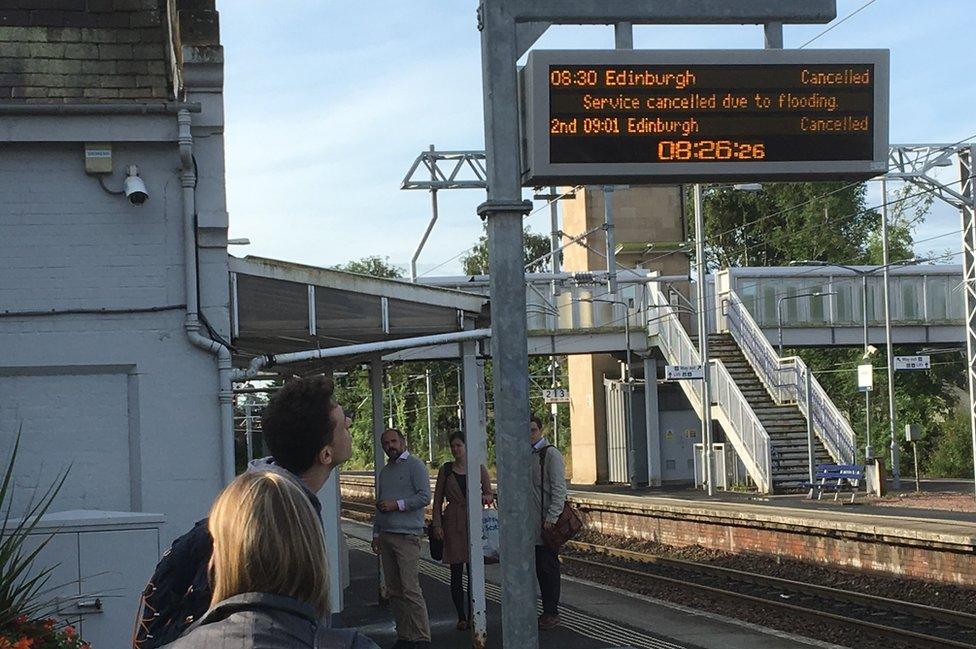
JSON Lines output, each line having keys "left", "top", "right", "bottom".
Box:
{"left": 561, "top": 186, "right": 688, "bottom": 484}
{"left": 568, "top": 353, "right": 618, "bottom": 484}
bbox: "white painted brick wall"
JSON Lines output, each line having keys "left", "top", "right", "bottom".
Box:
{"left": 0, "top": 372, "right": 131, "bottom": 515}
{"left": 0, "top": 144, "right": 183, "bottom": 312}
{"left": 0, "top": 142, "right": 227, "bottom": 543}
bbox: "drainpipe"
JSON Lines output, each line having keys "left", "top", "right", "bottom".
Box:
{"left": 179, "top": 108, "right": 236, "bottom": 486}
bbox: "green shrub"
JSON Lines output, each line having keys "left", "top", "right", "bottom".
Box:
{"left": 0, "top": 426, "right": 69, "bottom": 630}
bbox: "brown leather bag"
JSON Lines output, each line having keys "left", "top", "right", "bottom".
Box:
{"left": 539, "top": 445, "right": 583, "bottom": 550}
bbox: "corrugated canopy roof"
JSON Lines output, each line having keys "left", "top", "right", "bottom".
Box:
{"left": 229, "top": 256, "right": 488, "bottom": 373}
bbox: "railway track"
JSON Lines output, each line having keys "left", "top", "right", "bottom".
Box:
{"left": 340, "top": 498, "right": 976, "bottom": 649}
{"left": 561, "top": 540, "right": 976, "bottom": 649}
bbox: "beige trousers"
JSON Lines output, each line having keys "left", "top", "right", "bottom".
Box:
{"left": 378, "top": 532, "right": 431, "bottom": 642}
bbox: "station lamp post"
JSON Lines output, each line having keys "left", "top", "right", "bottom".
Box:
{"left": 791, "top": 258, "right": 924, "bottom": 478}
{"left": 695, "top": 183, "right": 761, "bottom": 495}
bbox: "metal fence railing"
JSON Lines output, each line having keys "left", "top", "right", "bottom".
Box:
{"left": 648, "top": 288, "right": 773, "bottom": 493}
{"left": 723, "top": 290, "right": 856, "bottom": 466}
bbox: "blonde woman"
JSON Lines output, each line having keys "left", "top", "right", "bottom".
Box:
{"left": 162, "top": 471, "right": 377, "bottom": 649}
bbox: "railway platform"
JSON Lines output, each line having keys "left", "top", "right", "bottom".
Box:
{"left": 340, "top": 519, "right": 835, "bottom": 649}
{"left": 567, "top": 483, "right": 976, "bottom": 586}
{"left": 340, "top": 473, "right": 976, "bottom": 587}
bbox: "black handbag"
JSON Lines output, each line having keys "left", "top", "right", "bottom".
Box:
{"left": 427, "top": 524, "right": 444, "bottom": 561}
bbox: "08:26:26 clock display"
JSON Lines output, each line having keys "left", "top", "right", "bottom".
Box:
{"left": 657, "top": 140, "right": 766, "bottom": 161}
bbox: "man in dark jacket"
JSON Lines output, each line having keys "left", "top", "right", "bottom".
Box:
{"left": 133, "top": 376, "right": 352, "bottom": 648}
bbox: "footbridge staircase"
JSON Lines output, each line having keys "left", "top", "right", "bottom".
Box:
{"left": 648, "top": 286, "right": 857, "bottom": 493}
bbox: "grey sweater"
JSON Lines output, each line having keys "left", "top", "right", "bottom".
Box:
{"left": 373, "top": 451, "right": 431, "bottom": 536}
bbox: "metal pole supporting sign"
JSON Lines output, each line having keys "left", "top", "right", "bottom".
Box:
{"left": 477, "top": 3, "right": 838, "bottom": 644}
{"left": 693, "top": 184, "right": 715, "bottom": 496}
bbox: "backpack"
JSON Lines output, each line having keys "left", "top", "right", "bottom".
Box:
{"left": 132, "top": 519, "right": 214, "bottom": 648}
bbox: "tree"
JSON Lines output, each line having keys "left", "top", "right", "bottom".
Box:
{"left": 864, "top": 183, "right": 933, "bottom": 263}
{"left": 695, "top": 182, "right": 878, "bottom": 268}
{"left": 332, "top": 255, "right": 404, "bottom": 279}
{"left": 461, "top": 225, "right": 554, "bottom": 275}
{"left": 924, "top": 410, "right": 974, "bottom": 478}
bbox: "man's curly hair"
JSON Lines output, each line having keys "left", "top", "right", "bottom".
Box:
{"left": 261, "top": 376, "right": 337, "bottom": 474}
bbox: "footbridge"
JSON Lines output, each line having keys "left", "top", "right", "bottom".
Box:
{"left": 716, "top": 265, "right": 965, "bottom": 348}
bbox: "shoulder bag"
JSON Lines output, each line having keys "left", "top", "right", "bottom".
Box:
{"left": 427, "top": 462, "right": 451, "bottom": 561}
{"left": 539, "top": 445, "right": 583, "bottom": 550}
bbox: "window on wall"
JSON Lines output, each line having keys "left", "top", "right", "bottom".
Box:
{"left": 948, "top": 279, "right": 965, "bottom": 321}
{"left": 926, "top": 276, "right": 949, "bottom": 322}
{"left": 784, "top": 284, "right": 800, "bottom": 323}
{"left": 810, "top": 288, "right": 828, "bottom": 323}
{"left": 739, "top": 282, "right": 759, "bottom": 319}
{"left": 864, "top": 277, "right": 878, "bottom": 324}
{"left": 900, "top": 278, "right": 921, "bottom": 321}
{"left": 835, "top": 280, "right": 856, "bottom": 324}
{"left": 762, "top": 283, "right": 778, "bottom": 326}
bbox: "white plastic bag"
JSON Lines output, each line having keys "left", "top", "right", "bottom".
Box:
{"left": 481, "top": 507, "right": 500, "bottom": 563}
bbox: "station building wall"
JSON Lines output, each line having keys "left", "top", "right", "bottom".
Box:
{"left": 0, "top": 136, "right": 229, "bottom": 543}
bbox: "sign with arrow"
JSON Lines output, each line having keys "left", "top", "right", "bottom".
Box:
{"left": 894, "top": 355, "right": 931, "bottom": 371}
{"left": 665, "top": 365, "right": 705, "bottom": 381}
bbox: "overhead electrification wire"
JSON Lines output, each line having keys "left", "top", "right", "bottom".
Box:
{"left": 798, "top": 0, "right": 879, "bottom": 48}
{"left": 420, "top": 130, "right": 976, "bottom": 281}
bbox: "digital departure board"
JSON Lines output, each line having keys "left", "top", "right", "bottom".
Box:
{"left": 519, "top": 50, "right": 889, "bottom": 185}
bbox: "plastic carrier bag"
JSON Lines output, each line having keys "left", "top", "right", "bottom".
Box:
{"left": 482, "top": 507, "right": 500, "bottom": 563}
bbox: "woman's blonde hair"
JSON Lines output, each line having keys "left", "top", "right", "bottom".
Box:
{"left": 208, "top": 470, "right": 329, "bottom": 616}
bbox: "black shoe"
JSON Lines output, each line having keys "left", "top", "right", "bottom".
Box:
{"left": 391, "top": 641, "right": 414, "bottom": 649}
{"left": 413, "top": 643, "right": 431, "bottom": 649}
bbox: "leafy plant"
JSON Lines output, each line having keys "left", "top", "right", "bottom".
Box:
{"left": 0, "top": 425, "right": 70, "bottom": 629}
{"left": 1, "top": 615, "right": 89, "bottom": 649}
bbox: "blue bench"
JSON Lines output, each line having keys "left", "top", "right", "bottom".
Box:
{"left": 803, "top": 464, "right": 865, "bottom": 503}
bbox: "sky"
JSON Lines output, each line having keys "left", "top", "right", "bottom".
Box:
{"left": 218, "top": 1, "right": 975, "bottom": 276}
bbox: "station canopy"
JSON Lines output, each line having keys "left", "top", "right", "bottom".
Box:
{"left": 228, "top": 256, "right": 489, "bottom": 374}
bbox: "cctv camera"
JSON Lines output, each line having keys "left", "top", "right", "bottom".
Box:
{"left": 123, "top": 165, "right": 148, "bottom": 205}
{"left": 863, "top": 345, "right": 878, "bottom": 359}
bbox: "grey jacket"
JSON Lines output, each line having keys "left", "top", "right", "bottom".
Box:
{"left": 531, "top": 441, "right": 567, "bottom": 546}
{"left": 161, "top": 593, "right": 378, "bottom": 649}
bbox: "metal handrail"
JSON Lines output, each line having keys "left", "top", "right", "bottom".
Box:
{"left": 649, "top": 288, "right": 773, "bottom": 492}
{"left": 780, "top": 356, "right": 856, "bottom": 466}
{"left": 723, "top": 290, "right": 856, "bottom": 465}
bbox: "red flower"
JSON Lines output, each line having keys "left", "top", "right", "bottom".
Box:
{"left": 64, "top": 626, "right": 76, "bottom": 638}
{"left": 12, "top": 637, "right": 32, "bottom": 649}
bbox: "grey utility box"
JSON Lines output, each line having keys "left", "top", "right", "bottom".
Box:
{"left": 14, "top": 510, "right": 165, "bottom": 648}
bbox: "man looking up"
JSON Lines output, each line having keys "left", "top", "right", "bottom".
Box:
{"left": 134, "top": 376, "right": 353, "bottom": 648}
{"left": 371, "top": 428, "right": 432, "bottom": 649}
